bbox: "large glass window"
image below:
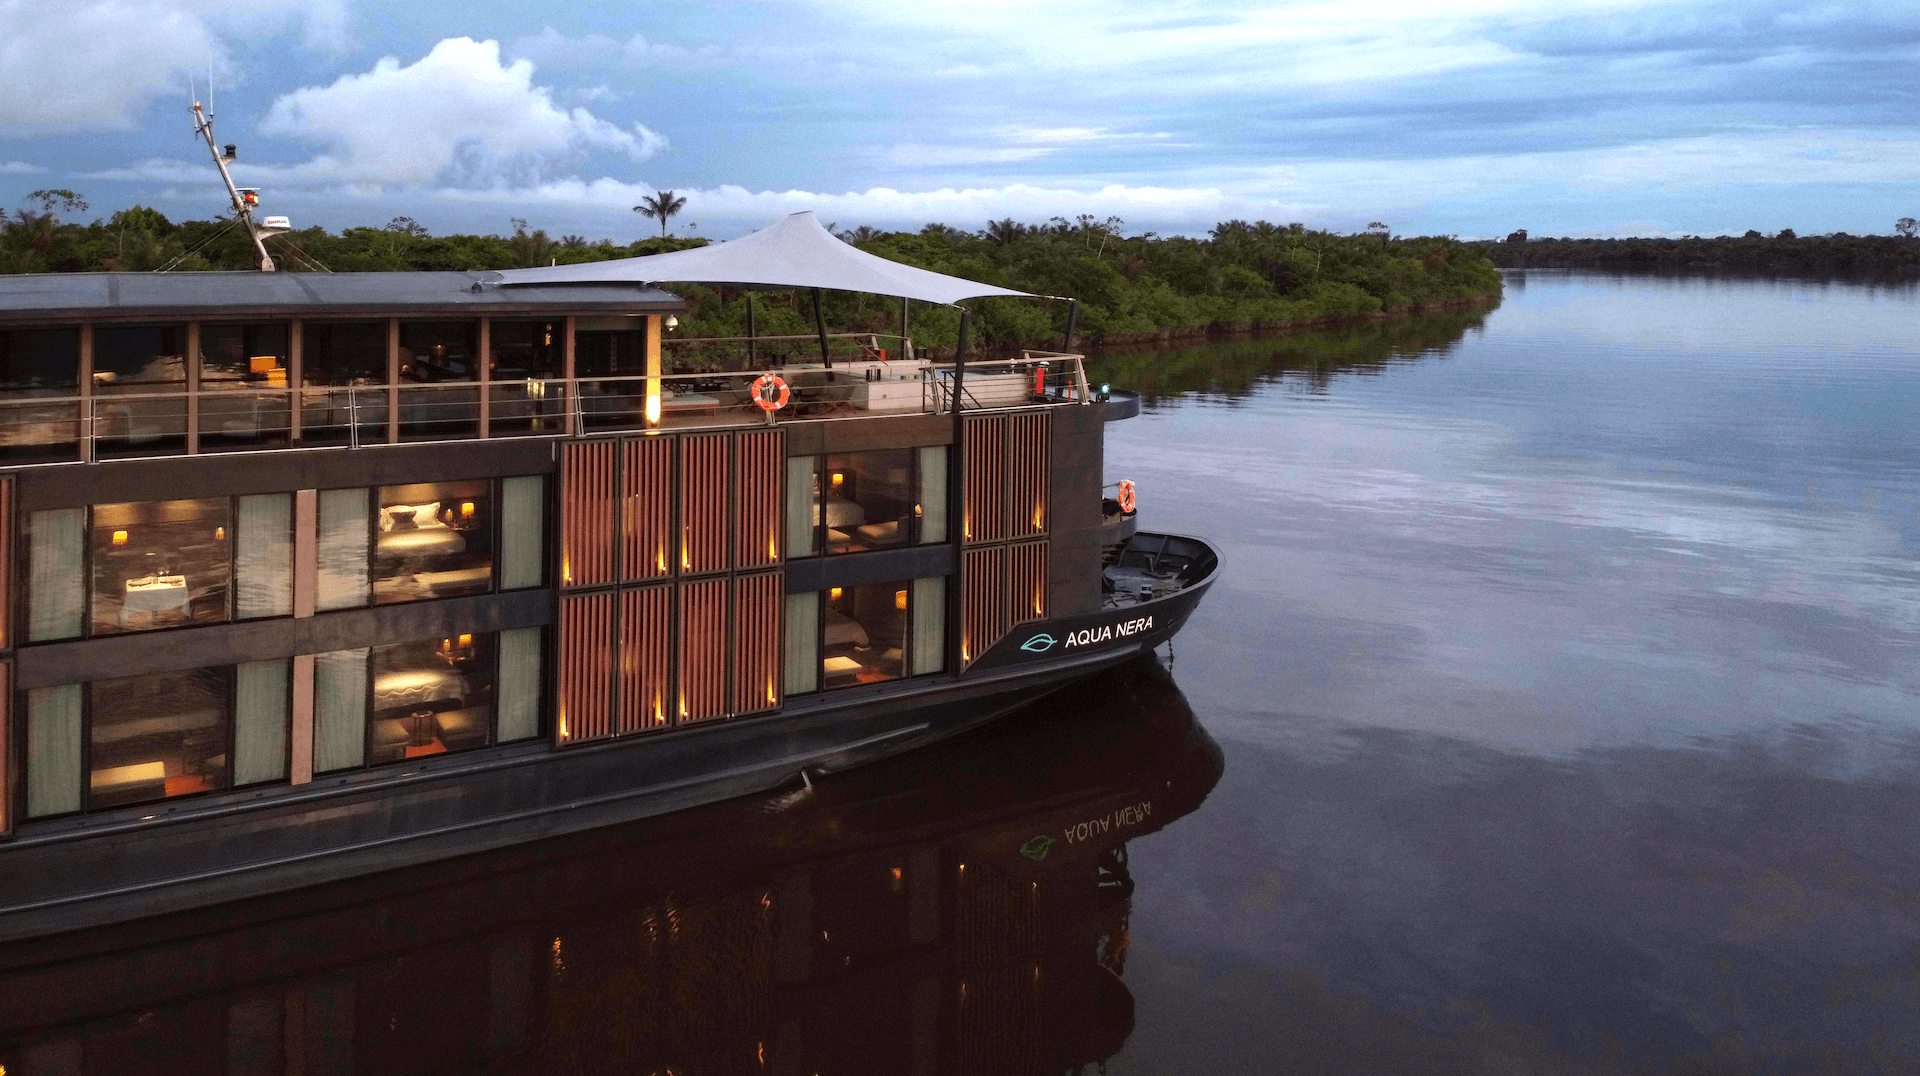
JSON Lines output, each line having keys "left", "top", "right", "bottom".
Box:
{"left": 497, "top": 627, "right": 544, "bottom": 743}
{"left": 785, "top": 591, "right": 819, "bottom": 695}
{"left": 369, "top": 634, "right": 496, "bottom": 764}
{"left": 314, "top": 648, "right": 370, "bottom": 774}
{"left": 93, "top": 324, "right": 188, "bottom": 456}
{"left": 574, "top": 323, "right": 647, "bottom": 377}
{"left": 89, "top": 667, "right": 229, "bottom": 810}
{"left": 233, "top": 659, "right": 291, "bottom": 786}
{"left": 917, "top": 446, "right": 947, "bottom": 544}
{"left": 398, "top": 320, "right": 479, "bottom": 441}
{"left": 822, "top": 450, "right": 913, "bottom": 554}
{"left": 199, "top": 321, "right": 291, "bottom": 449}
{"left": 0, "top": 326, "right": 80, "bottom": 463}
{"left": 487, "top": 319, "right": 565, "bottom": 436}
{"left": 786, "top": 457, "right": 818, "bottom": 559}
{"left": 25, "top": 684, "right": 82, "bottom": 817}
{"left": 28, "top": 507, "right": 84, "bottom": 642}
{"left": 235, "top": 493, "right": 292, "bottom": 619}
{"left": 317, "top": 487, "right": 371, "bottom": 611}
{"left": 374, "top": 481, "right": 494, "bottom": 604}
{"left": 499, "top": 475, "right": 545, "bottom": 590}
{"left": 300, "top": 321, "right": 388, "bottom": 446}
{"left": 91, "top": 499, "right": 231, "bottom": 635}
{"left": 822, "top": 581, "right": 907, "bottom": 688}
{"left": 912, "top": 577, "right": 946, "bottom": 675}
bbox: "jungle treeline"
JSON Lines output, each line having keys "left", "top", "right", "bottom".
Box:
{"left": 0, "top": 196, "right": 1502, "bottom": 350}
{"left": 1485, "top": 228, "right": 1920, "bottom": 278}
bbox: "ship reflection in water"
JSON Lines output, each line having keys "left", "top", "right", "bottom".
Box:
{"left": 0, "top": 657, "right": 1221, "bottom": 1075}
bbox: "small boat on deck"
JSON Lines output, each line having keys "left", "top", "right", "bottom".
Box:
{"left": 0, "top": 204, "right": 1219, "bottom": 942}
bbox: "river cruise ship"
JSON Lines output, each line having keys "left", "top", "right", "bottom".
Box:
{"left": 0, "top": 211, "right": 1218, "bottom": 942}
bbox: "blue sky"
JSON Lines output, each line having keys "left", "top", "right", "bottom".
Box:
{"left": 1, "top": 0, "right": 1916, "bottom": 241}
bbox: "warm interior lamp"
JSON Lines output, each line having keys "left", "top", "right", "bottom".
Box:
{"left": 111, "top": 530, "right": 128, "bottom": 546}
{"left": 894, "top": 590, "right": 907, "bottom": 610}
{"left": 543, "top": 324, "right": 553, "bottom": 346}
{"left": 460, "top": 501, "right": 476, "bottom": 518}
{"left": 458, "top": 633, "right": 472, "bottom": 647}
{"left": 214, "top": 526, "right": 226, "bottom": 541}
{"left": 829, "top": 587, "right": 842, "bottom": 601}
{"left": 831, "top": 472, "right": 844, "bottom": 487}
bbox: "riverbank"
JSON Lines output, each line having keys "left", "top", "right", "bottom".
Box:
{"left": 1483, "top": 232, "right": 1920, "bottom": 278}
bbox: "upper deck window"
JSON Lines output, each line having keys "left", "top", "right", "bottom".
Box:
{"left": 574, "top": 323, "right": 648, "bottom": 378}
{"left": 199, "top": 322, "right": 291, "bottom": 450}
{"left": 92, "top": 324, "right": 185, "bottom": 394}
{"left": 0, "top": 326, "right": 80, "bottom": 463}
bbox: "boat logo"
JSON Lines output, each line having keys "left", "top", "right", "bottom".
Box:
{"left": 1020, "top": 835, "right": 1056, "bottom": 861}
{"left": 1020, "top": 633, "right": 1058, "bottom": 652}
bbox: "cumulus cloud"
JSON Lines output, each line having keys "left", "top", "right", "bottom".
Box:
{"left": 0, "top": 161, "right": 43, "bottom": 174}
{"left": 0, "top": 0, "right": 347, "bottom": 135}
{"left": 258, "top": 37, "right": 667, "bottom": 190}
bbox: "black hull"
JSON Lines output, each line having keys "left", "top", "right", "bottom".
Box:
{"left": 0, "top": 535, "right": 1219, "bottom": 943}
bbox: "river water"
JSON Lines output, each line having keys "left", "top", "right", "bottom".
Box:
{"left": 1096, "top": 270, "right": 1920, "bottom": 1072}
{"left": 5, "top": 271, "right": 1919, "bottom": 1072}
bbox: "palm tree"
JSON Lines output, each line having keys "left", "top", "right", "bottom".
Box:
{"left": 633, "top": 191, "right": 688, "bottom": 238}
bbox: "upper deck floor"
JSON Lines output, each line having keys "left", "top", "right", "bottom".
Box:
{"left": 0, "top": 271, "right": 1100, "bottom": 465}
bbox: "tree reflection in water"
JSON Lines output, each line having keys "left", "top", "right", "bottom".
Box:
{"left": 0, "top": 656, "right": 1220, "bottom": 1075}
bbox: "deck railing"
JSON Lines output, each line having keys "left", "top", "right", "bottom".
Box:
{"left": 0, "top": 352, "right": 1090, "bottom": 465}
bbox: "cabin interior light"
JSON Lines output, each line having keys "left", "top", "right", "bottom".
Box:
{"left": 894, "top": 589, "right": 907, "bottom": 610}
{"left": 543, "top": 325, "right": 553, "bottom": 346}
{"left": 460, "top": 501, "right": 476, "bottom": 518}
{"left": 831, "top": 472, "right": 844, "bottom": 487}
{"left": 829, "top": 587, "right": 842, "bottom": 601}
{"left": 458, "top": 633, "right": 472, "bottom": 647}
{"left": 111, "top": 530, "right": 128, "bottom": 545}
{"left": 214, "top": 526, "right": 225, "bottom": 541}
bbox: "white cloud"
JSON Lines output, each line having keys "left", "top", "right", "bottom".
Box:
{"left": 508, "top": 27, "right": 716, "bottom": 71}
{"left": 0, "top": 0, "right": 348, "bottom": 135}
{"left": 0, "top": 161, "right": 43, "bottom": 174}
{"left": 881, "top": 144, "right": 1055, "bottom": 167}
{"left": 79, "top": 157, "right": 217, "bottom": 183}
{"left": 258, "top": 37, "right": 667, "bottom": 190}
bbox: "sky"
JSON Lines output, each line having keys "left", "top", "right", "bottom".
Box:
{"left": 0, "top": 0, "right": 1916, "bottom": 242}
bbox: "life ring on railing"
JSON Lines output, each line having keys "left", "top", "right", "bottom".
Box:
{"left": 751, "top": 374, "right": 790, "bottom": 412}
{"left": 1116, "top": 479, "right": 1136, "bottom": 514}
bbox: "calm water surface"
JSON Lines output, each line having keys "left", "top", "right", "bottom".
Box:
{"left": 1101, "top": 270, "right": 1920, "bottom": 1072}
{"left": 6, "top": 271, "right": 1920, "bottom": 1073}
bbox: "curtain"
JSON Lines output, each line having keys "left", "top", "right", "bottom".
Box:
{"left": 26, "top": 683, "right": 82, "bottom": 817}
{"left": 497, "top": 627, "right": 543, "bottom": 742}
{"left": 918, "top": 446, "right": 947, "bottom": 544}
{"left": 912, "top": 576, "right": 946, "bottom": 676}
{"left": 236, "top": 494, "right": 292, "bottom": 619}
{"left": 316, "top": 488, "right": 369, "bottom": 611}
{"left": 28, "top": 507, "right": 84, "bottom": 641}
{"left": 500, "top": 476, "right": 544, "bottom": 591}
{"left": 785, "top": 456, "right": 817, "bottom": 558}
{"left": 784, "top": 590, "right": 819, "bottom": 695}
{"left": 313, "top": 648, "right": 368, "bottom": 773}
{"left": 234, "top": 659, "right": 290, "bottom": 785}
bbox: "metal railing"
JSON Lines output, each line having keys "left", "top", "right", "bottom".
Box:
{"left": 0, "top": 353, "right": 1091, "bottom": 464}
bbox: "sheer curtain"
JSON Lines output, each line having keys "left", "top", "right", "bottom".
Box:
{"left": 234, "top": 659, "right": 290, "bottom": 784}
{"left": 497, "top": 627, "right": 543, "bottom": 742}
{"left": 26, "top": 683, "right": 82, "bottom": 816}
{"left": 785, "top": 456, "right": 817, "bottom": 558}
{"left": 917, "top": 446, "right": 947, "bottom": 544}
{"left": 235, "top": 494, "right": 292, "bottom": 619}
{"left": 912, "top": 577, "right": 946, "bottom": 675}
{"left": 784, "top": 591, "right": 819, "bottom": 695}
{"left": 316, "top": 488, "right": 369, "bottom": 611}
{"left": 28, "top": 508, "right": 84, "bottom": 641}
{"left": 500, "top": 475, "right": 544, "bottom": 590}
{"left": 313, "top": 648, "right": 368, "bottom": 772}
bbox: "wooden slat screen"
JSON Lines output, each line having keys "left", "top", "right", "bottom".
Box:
{"left": 963, "top": 415, "right": 1006, "bottom": 544}
{"left": 678, "top": 577, "right": 729, "bottom": 722}
{"left": 680, "top": 434, "right": 732, "bottom": 575}
{"left": 622, "top": 436, "right": 673, "bottom": 581}
{"left": 731, "top": 571, "right": 783, "bottom": 716}
{"left": 734, "top": 429, "right": 783, "bottom": 569}
{"left": 557, "top": 592, "right": 615, "bottom": 744}
{"left": 618, "top": 586, "right": 672, "bottom": 734}
{"left": 1010, "top": 540, "right": 1049, "bottom": 626}
{"left": 0, "top": 478, "right": 11, "bottom": 650}
{"left": 561, "top": 441, "right": 617, "bottom": 588}
{"left": 961, "top": 545, "right": 1009, "bottom": 668}
{"left": 1009, "top": 411, "right": 1050, "bottom": 538}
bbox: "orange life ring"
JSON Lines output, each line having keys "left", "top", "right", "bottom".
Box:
{"left": 1116, "top": 479, "right": 1136, "bottom": 514}
{"left": 751, "top": 374, "right": 789, "bottom": 412}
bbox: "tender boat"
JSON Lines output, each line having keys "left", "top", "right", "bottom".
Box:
{"left": 0, "top": 209, "right": 1219, "bottom": 943}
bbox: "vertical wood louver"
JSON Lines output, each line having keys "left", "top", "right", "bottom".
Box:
{"left": 556, "top": 592, "right": 615, "bottom": 744}
{"left": 734, "top": 429, "right": 783, "bottom": 569}
{"left": 963, "top": 416, "right": 1006, "bottom": 544}
{"left": 0, "top": 478, "right": 11, "bottom": 651}
{"left": 961, "top": 545, "right": 1009, "bottom": 668}
{"left": 678, "top": 577, "right": 729, "bottom": 722}
{"left": 1009, "top": 411, "right": 1050, "bottom": 538}
{"left": 1010, "top": 540, "right": 1049, "bottom": 626}
{"left": 732, "top": 571, "right": 784, "bottom": 716}
{"left": 680, "top": 434, "right": 731, "bottom": 575}
{"left": 618, "top": 585, "right": 672, "bottom": 734}
{"left": 560, "top": 441, "right": 617, "bottom": 588}
{"left": 622, "top": 437, "right": 673, "bottom": 581}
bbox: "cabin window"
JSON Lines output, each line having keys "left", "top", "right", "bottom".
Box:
{"left": 497, "top": 627, "right": 544, "bottom": 743}
{"left": 398, "top": 319, "right": 479, "bottom": 441}
{"left": 198, "top": 321, "right": 291, "bottom": 449}
{"left": 917, "top": 446, "right": 948, "bottom": 544}
{"left": 90, "top": 499, "right": 232, "bottom": 635}
{"left": 27, "top": 507, "right": 85, "bottom": 642}
{"left": 314, "top": 647, "right": 370, "bottom": 773}
{"left": 499, "top": 475, "right": 546, "bottom": 590}
{"left": 317, "top": 487, "right": 372, "bottom": 611}
{"left": 369, "top": 634, "right": 496, "bottom": 764}
{"left": 25, "top": 684, "right": 82, "bottom": 817}
{"left": 92, "top": 324, "right": 189, "bottom": 457}
{"left": 88, "top": 667, "right": 230, "bottom": 809}
{"left": 912, "top": 577, "right": 946, "bottom": 675}
{"left": 784, "top": 591, "right": 819, "bottom": 695}
{"left": 300, "top": 320, "right": 389, "bottom": 447}
{"left": 785, "top": 456, "right": 818, "bottom": 558}
{"left": 233, "top": 658, "right": 292, "bottom": 786}
{"left": 791, "top": 448, "right": 948, "bottom": 557}
{"left": 235, "top": 493, "right": 293, "bottom": 619}
{"left": 822, "top": 580, "right": 908, "bottom": 688}
{"left": 488, "top": 319, "right": 566, "bottom": 436}
{"left": 0, "top": 326, "right": 80, "bottom": 463}
{"left": 374, "top": 481, "right": 494, "bottom": 604}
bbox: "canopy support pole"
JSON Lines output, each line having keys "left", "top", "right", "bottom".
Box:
{"left": 901, "top": 297, "right": 910, "bottom": 358}
{"left": 1062, "top": 300, "right": 1079, "bottom": 352}
{"left": 812, "top": 288, "right": 832, "bottom": 368}
{"left": 746, "top": 294, "right": 756, "bottom": 366}
{"left": 948, "top": 308, "right": 971, "bottom": 670}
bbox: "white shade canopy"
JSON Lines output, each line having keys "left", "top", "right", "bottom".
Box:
{"left": 495, "top": 211, "right": 1035, "bottom": 306}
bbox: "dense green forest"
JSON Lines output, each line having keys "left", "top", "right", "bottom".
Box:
{"left": 0, "top": 192, "right": 1501, "bottom": 350}
{"left": 1486, "top": 227, "right": 1920, "bottom": 277}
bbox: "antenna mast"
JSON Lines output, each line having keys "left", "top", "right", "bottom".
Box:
{"left": 190, "top": 83, "right": 279, "bottom": 272}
